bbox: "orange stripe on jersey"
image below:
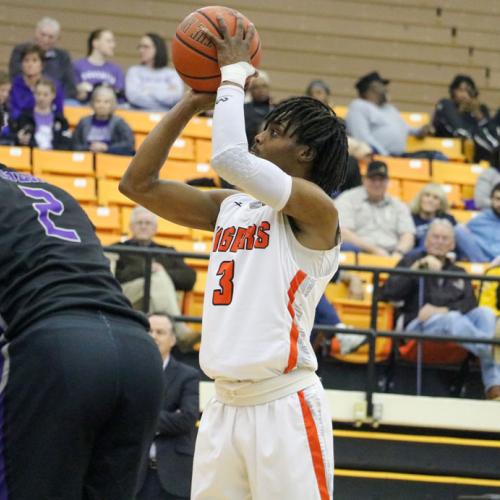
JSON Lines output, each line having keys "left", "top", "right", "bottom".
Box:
{"left": 298, "top": 390, "right": 330, "bottom": 500}
{"left": 284, "top": 270, "right": 307, "bottom": 373}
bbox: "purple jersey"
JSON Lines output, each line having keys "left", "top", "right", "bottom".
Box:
{"left": 73, "top": 58, "right": 125, "bottom": 94}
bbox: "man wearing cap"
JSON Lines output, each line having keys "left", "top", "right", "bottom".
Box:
{"left": 346, "top": 71, "right": 431, "bottom": 156}
{"left": 335, "top": 160, "right": 416, "bottom": 257}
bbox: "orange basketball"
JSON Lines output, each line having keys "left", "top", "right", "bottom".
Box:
{"left": 171, "top": 6, "right": 262, "bottom": 92}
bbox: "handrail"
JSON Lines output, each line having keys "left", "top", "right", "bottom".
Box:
{"left": 104, "top": 244, "right": 500, "bottom": 422}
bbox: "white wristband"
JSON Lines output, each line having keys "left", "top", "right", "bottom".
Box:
{"left": 220, "top": 62, "right": 256, "bottom": 87}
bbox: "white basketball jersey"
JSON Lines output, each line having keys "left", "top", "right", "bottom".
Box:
{"left": 200, "top": 193, "right": 340, "bottom": 381}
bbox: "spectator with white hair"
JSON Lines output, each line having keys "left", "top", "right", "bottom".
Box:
{"left": 114, "top": 206, "right": 199, "bottom": 351}
{"left": 9, "top": 16, "right": 76, "bottom": 99}
{"left": 379, "top": 218, "right": 500, "bottom": 401}
{"left": 72, "top": 85, "right": 134, "bottom": 155}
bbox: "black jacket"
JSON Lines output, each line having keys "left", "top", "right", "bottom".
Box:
{"left": 433, "top": 98, "right": 499, "bottom": 163}
{"left": 10, "top": 111, "right": 72, "bottom": 150}
{"left": 136, "top": 357, "right": 199, "bottom": 497}
{"left": 378, "top": 251, "right": 477, "bottom": 326}
{"left": 244, "top": 99, "right": 272, "bottom": 146}
{"left": 114, "top": 239, "right": 196, "bottom": 291}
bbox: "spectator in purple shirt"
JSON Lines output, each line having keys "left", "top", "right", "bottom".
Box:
{"left": 9, "top": 44, "right": 64, "bottom": 120}
{"left": 73, "top": 29, "right": 125, "bottom": 104}
{"left": 10, "top": 78, "right": 72, "bottom": 150}
{"left": 73, "top": 85, "right": 134, "bottom": 155}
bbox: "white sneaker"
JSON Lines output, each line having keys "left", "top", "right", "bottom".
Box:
{"left": 337, "top": 332, "right": 367, "bottom": 355}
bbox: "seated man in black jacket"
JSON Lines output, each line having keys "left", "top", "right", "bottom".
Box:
{"left": 136, "top": 313, "right": 199, "bottom": 500}
{"left": 115, "top": 206, "right": 198, "bottom": 349}
{"left": 379, "top": 218, "right": 500, "bottom": 400}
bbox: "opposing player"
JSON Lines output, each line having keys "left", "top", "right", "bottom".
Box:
{"left": 0, "top": 110, "right": 164, "bottom": 498}
{"left": 120, "top": 15, "right": 347, "bottom": 500}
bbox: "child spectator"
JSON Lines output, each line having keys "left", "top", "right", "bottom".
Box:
{"left": 10, "top": 78, "right": 72, "bottom": 150}
{"left": 10, "top": 44, "right": 64, "bottom": 120}
{"left": 73, "top": 85, "right": 134, "bottom": 155}
{"left": 73, "top": 29, "right": 125, "bottom": 104}
{"left": 125, "top": 33, "right": 183, "bottom": 110}
{"left": 0, "top": 70, "right": 12, "bottom": 144}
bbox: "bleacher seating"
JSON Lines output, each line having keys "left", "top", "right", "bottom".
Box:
{"left": 32, "top": 149, "right": 94, "bottom": 177}
{"left": 0, "top": 146, "right": 31, "bottom": 172}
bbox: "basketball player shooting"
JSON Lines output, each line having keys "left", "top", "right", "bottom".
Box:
{"left": 120, "top": 14, "right": 348, "bottom": 500}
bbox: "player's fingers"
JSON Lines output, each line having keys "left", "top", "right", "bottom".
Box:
{"left": 244, "top": 23, "right": 256, "bottom": 44}
{"left": 216, "top": 15, "right": 230, "bottom": 39}
{"left": 234, "top": 14, "right": 245, "bottom": 39}
{"left": 199, "top": 26, "right": 220, "bottom": 47}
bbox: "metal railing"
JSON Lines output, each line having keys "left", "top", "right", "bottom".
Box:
{"left": 105, "top": 244, "right": 500, "bottom": 422}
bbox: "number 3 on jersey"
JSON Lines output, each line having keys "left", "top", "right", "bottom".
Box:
{"left": 212, "top": 260, "right": 235, "bottom": 305}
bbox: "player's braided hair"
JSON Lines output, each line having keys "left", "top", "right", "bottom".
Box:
{"left": 263, "top": 96, "right": 348, "bottom": 194}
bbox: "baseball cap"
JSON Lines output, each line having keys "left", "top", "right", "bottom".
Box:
{"left": 366, "top": 160, "right": 389, "bottom": 179}
{"left": 355, "top": 71, "right": 390, "bottom": 95}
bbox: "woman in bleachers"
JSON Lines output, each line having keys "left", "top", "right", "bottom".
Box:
{"left": 433, "top": 75, "right": 499, "bottom": 164}
{"left": 73, "top": 29, "right": 125, "bottom": 104}
{"left": 73, "top": 85, "right": 134, "bottom": 155}
{"left": 10, "top": 78, "right": 72, "bottom": 150}
{"left": 125, "top": 33, "right": 183, "bottom": 111}
{"left": 9, "top": 44, "right": 64, "bottom": 120}
{"left": 0, "top": 70, "right": 13, "bottom": 144}
{"left": 409, "top": 183, "right": 457, "bottom": 254}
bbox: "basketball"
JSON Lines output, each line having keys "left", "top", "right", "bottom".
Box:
{"left": 171, "top": 6, "right": 262, "bottom": 92}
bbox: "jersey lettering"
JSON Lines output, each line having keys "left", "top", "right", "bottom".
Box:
{"left": 18, "top": 186, "right": 81, "bottom": 242}
{"left": 213, "top": 221, "right": 270, "bottom": 253}
{"left": 212, "top": 260, "right": 235, "bottom": 305}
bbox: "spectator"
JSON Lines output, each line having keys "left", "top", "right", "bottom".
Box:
{"left": 73, "top": 85, "right": 134, "bottom": 155}
{"left": 9, "top": 44, "right": 64, "bottom": 120}
{"left": 455, "top": 183, "right": 500, "bottom": 262}
{"left": 433, "top": 75, "right": 499, "bottom": 164}
{"left": 136, "top": 313, "right": 199, "bottom": 500}
{"left": 73, "top": 29, "right": 125, "bottom": 103}
{"left": 379, "top": 219, "right": 500, "bottom": 401}
{"left": 305, "top": 79, "right": 331, "bottom": 107}
{"left": 335, "top": 160, "right": 415, "bottom": 256}
{"left": 0, "top": 70, "right": 12, "bottom": 144}
{"left": 10, "top": 78, "right": 72, "bottom": 150}
{"left": 409, "top": 183, "right": 457, "bottom": 253}
{"left": 244, "top": 71, "right": 272, "bottom": 146}
{"left": 114, "top": 206, "right": 198, "bottom": 350}
{"left": 9, "top": 17, "right": 76, "bottom": 99}
{"left": 346, "top": 71, "right": 432, "bottom": 157}
{"left": 475, "top": 165, "right": 500, "bottom": 210}
{"left": 125, "top": 33, "right": 183, "bottom": 111}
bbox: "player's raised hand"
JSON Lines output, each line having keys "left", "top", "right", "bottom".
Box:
{"left": 200, "top": 14, "right": 256, "bottom": 68}
{"left": 182, "top": 89, "right": 216, "bottom": 113}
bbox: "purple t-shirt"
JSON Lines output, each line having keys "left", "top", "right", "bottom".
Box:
{"left": 87, "top": 117, "right": 112, "bottom": 145}
{"left": 33, "top": 111, "right": 54, "bottom": 149}
{"left": 9, "top": 75, "right": 64, "bottom": 120}
{"left": 73, "top": 58, "right": 125, "bottom": 94}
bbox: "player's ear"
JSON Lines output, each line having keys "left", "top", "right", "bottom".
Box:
{"left": 297, "top": 145, "right": 315, "bottom": 164}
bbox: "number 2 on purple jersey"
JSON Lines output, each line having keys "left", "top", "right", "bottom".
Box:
{"left": 18, "top": 186, "right": 81, "bottom": 243}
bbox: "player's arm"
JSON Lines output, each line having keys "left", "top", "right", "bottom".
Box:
{"left": 119, "top": 92, "right": 236, "bottom": 231}
{"left": 202, "top": 17, "right": 340, "bottom": 250}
